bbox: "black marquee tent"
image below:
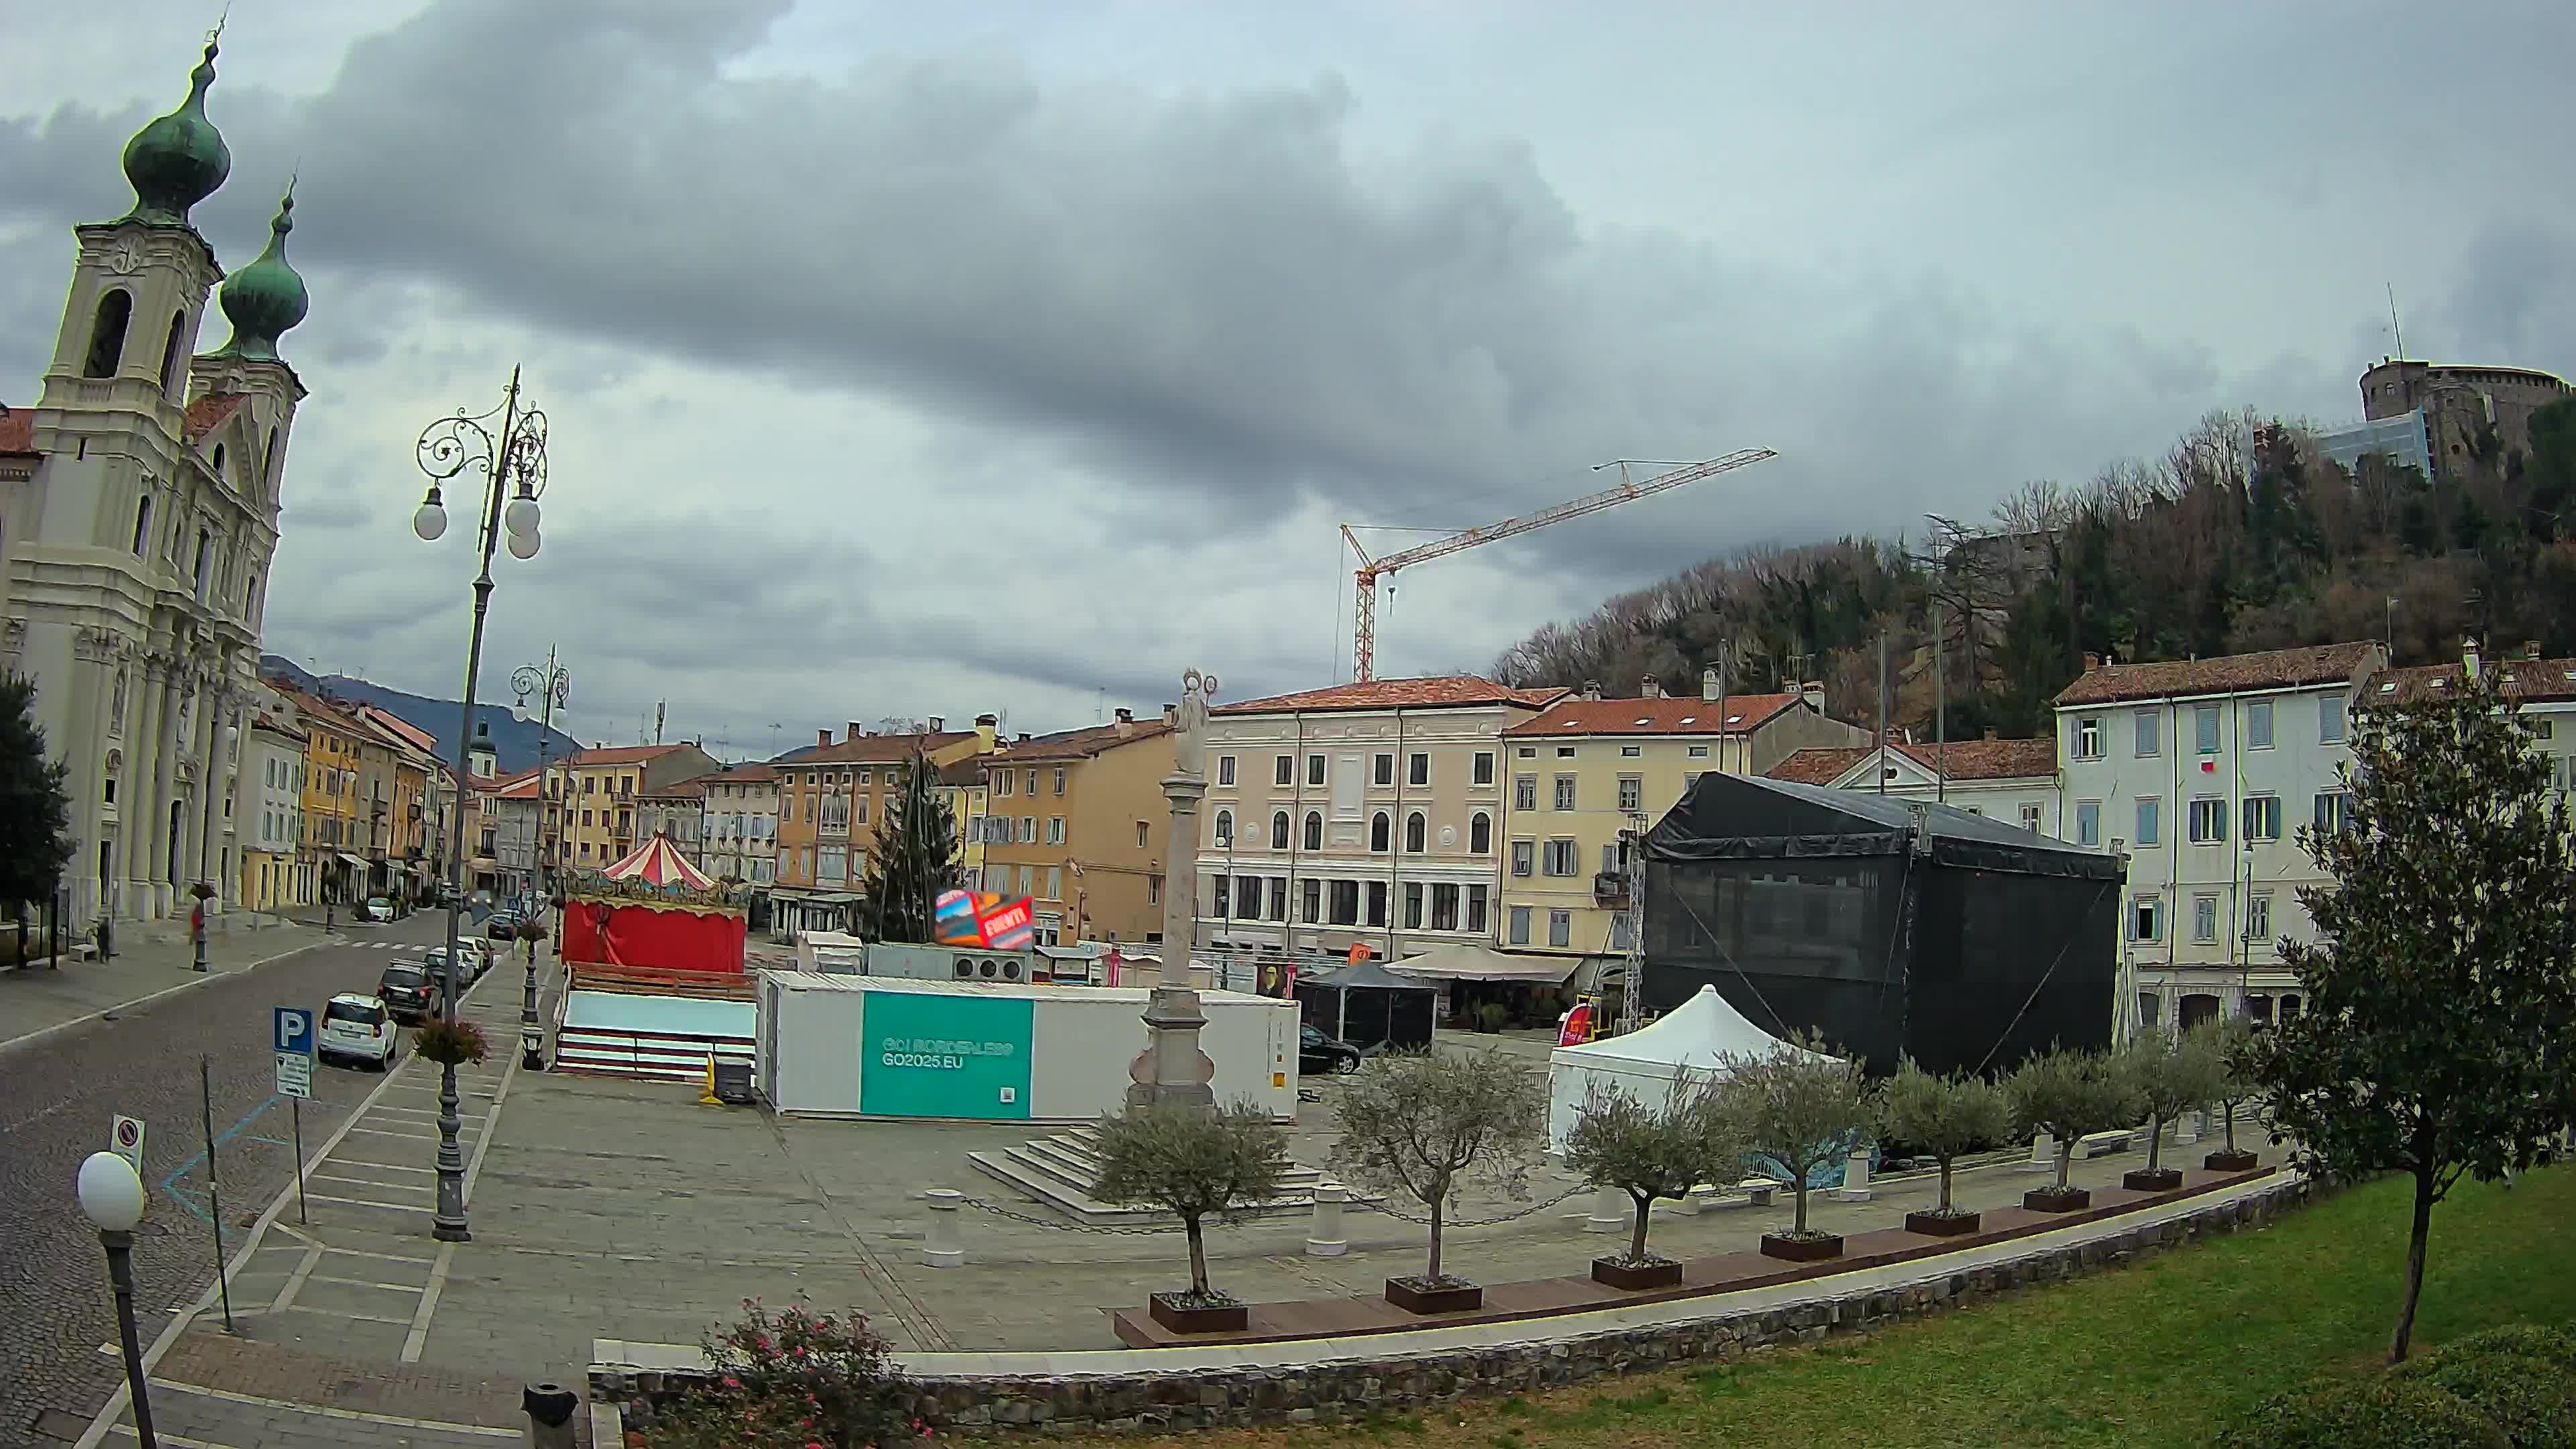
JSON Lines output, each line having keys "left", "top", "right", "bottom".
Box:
{"left": 1642, "top": 772, "right": 2121, "bottom": 1077}
{"left": 1295, "top": 957, "right": 1440, "bottom": 1052}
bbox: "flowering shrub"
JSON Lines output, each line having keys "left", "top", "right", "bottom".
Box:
{"left": 643, "top": 1298, "right": 913, "bottom": 1448}
{"left": 515, "top": 917, "right": 550, "bottom": 942}
{"left": 412, "top": 1017, "right": 489, "bottom": 1066}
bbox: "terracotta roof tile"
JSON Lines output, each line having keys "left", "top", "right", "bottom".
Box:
{"left": 937, "top": 758, "right": 990, "bottom": 787}
{"left": 1216, "top": 676, "right": 1568, "bottom": 716}
{"left": 702, "top": 763, "right": 778, "bottom": 784}
{"left": 0, "top": 405, "right": 36, "bottom": 456}
{"left": 569, "top": 744, "right": 686, "bottom": 767}
{"left": 1765, "top": 747, "right": 1874, "bottom": 785}
{"left": 182, "top": 393, "right": 248, "bottom": 444}
{"left": 641, "top": 777, "right": 710, "bottom": 799}
{"left": 2053, "top": 643, "right": 2382, "bottom": 707}
{"left": 2373, "top": 658, "right": 2576, "bottom": 705}
{"left": 994, "top": 720, "right": 1172, "bottom": 762}
{"left": 1505, "top": 693, "right": 1805, "bottom": 737}
{"left": 494, "top": 773, "right": 543, "bottom": 800}
{"left": 784, "top": 731, "right": 976, "bottom": 767}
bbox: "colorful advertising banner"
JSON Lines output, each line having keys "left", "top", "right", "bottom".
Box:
{"left": 859, "top": 990, "right": 1034, "bottom": 1119}
{"left": 1558, "top": 1001, "right": 1595, "bottom": 1047}
{"left": 933, "top": 890, "right": 1036, "bottom": 951}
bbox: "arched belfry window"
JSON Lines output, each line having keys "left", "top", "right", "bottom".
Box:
{"left": 157, "top": 311, "right": 186, "bottom": 395}
{"left": 85, "top": 290, "right": 133, "bottom": 378}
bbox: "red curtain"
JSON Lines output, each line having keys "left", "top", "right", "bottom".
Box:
{"left": 563, "top": 901, "right": 745, "bottom": 975}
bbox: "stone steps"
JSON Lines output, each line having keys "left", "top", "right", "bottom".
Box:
{"left": 966, "top": 1128, "right": 1368, "bottom": 1227}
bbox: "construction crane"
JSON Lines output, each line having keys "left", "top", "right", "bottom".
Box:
{"left": 1340, "top": 449, "right": 1778, "bottom": 681}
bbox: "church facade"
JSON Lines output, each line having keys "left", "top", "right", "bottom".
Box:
{"left": 0, "top": 35, "right": 310, "bottom": 926}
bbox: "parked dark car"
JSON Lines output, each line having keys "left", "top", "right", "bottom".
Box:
{"left": 1299, "top": 1024, "right": 1363, "bottom": 1075}
{"left": 486, "top": 909, "right": 522, "bottom": 941}
{"left": 378, "top": 961, "right": 436, "bottom": 1023}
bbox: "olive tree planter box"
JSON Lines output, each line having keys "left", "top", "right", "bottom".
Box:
{"left": 1904, "top": 1209, "right": 1981, "bottom": 1236}
{"left": 2123, "top": 1167, "right": 2184, "bottom": 1193}
{"left": 1384, "top": 1277, "right": 1483, "bottom": 1315}
{"left": 1591, "top": 1255, "right": 1684, "bottom": 1291}
{"left": 2204, "top": 1148, "right": 2260, "bottom": 1172}
{"left": 1146, "top": 1293, "right": 1248, "bottom": 1335}
{"left": 2023, "top": 1186, "right": 2092, "bottom": 1213}
{"left": 1758, "top": 1232, "right": 1843, "bottom": 1263}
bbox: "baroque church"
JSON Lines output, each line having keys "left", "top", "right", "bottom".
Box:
{"left": 0, "top": 35, "right": 309, "bottom": 925}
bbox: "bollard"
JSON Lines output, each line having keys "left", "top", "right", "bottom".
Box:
{"left": 1304, "top": 1183, "right": 1349, "bottom": 1257}
{"left": 1584, "top": 1185, "right": 1627, "bottom": 1234}
{"left": 2022, "top": 1131, "right": 2057, "bottom": 1171}
{"left": 922, "top": 1188, "right": 965, "bottom": 1268}
{"left": 1830, "top": 1146, "right": 1873, "bottom": 1202}
{"left": 523, "top": 1381, "right": 578, "bottom": 1448}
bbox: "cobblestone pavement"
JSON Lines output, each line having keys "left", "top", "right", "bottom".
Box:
{"left": 0, "top": 912, "right": 474, "bottom": 1444}
{"left": 69, "top": 943, "right": 547, "bottom": 1447}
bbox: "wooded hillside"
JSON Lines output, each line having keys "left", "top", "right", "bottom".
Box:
{"left": 1492, "top": 398, "right": 2576, "bottom": 740}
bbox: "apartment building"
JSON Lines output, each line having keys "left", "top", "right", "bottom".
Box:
{"left": 543, "top": 741, "right": 720, "bottom": 874}
{"left": 1191, "top": 676, "right": 1565, "bottom": 963}
{"left": 479, "top": 769, "right": 541, "bottom": 898}
{"left": 1767, "top": 736, "right": 2061, "bottom": 837}
{"left": 1497, "top": 680, "right": 1867, "bottom": 965}
{"left": 977, "top": 710, "right": 1174, "bottom": 946}
{"left": 239, "top": 715, "right": 307, "bottom": 911}
{"left": 697, "top": 762, "right": 780, "bottom": 887}
{"left": 771, "top": 720, "right": 995, "bottom": 937}
{"left": 2375, "top": 643, "right": 2576, "bottom": 794}
{"left": 2053, "top": 641, "right": 2386, "bottom": 1035}
{"left": 635, "top": 776, "right": 708, "bottom": 857}
{"left": 268, "top": 683, "right": 368, "bottom": 904}
{"left": 938, "top": 757, "right": 991, "bottom": 891}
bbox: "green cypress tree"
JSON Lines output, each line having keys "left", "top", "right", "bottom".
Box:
{"left": 0, "top": 672, "right": 77, "bottom": 961}
{"left": 857, "top": 752, "right": 961, "bottom": 943}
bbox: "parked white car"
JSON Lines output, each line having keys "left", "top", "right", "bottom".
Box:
{"left": 319, "top": 993, "right": 399, "bottom": 1070}
{"left": 424, "top": 941, "right": 489, "bottom": 987}
{"left": 363, "top": 896, "right": 396, "bottom": 923}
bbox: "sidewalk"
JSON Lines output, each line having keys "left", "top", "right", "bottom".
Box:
{"left": 0, "top": 917, "right": 327, "bottom": 1053}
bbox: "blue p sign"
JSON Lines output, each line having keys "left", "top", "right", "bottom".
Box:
{"left": 273, "top": 1006, "right": 313, "bottom": 1056}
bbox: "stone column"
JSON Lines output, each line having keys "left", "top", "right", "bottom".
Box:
{"left": 72, "top": 635, "right": 119, "bottom": 924}
{"left": 1126, "top": 669, "right": 1218, "bottom": 1115}
{"left": 123, "top": 657, "right": 166, "bottom": 913}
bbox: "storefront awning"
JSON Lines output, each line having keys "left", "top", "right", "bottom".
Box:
{"left": 336, "top": 853, "right": 370, "bottom": 870}
{"left": 1385, "top": 943, "right": 1582, "bottom": 983}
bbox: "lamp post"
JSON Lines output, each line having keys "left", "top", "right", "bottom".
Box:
{"left": 511, "top": 652, "right": 570, "bottom": 1071}
{"left": 78, "top": 1151, "right": 157, "bottom": 1448}
{"left": 411, "top": 367, "right": 549, "bottom": 1243}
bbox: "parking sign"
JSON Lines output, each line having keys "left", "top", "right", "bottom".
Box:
{"left": 110, "top": 1114, "right": 146, "bottom": 1174}
{"left": 273, "top": 1006, "right": 315, "bottom": 1100}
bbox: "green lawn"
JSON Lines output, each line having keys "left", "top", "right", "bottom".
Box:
{"left": 1136, "top": 1165, "right": 2576, "bottom": 1449}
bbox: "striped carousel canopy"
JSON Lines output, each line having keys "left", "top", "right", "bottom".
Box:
{"left": 598, "top": 833, "right": 715, "bottom": 890}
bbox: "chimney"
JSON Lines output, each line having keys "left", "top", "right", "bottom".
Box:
{"left": 2463, "top": 637, "right": 2481, "bottom": 682}
{"left": 2083, "top": 652, "right": 2101, "bottom": 672}
{"left": 1581, "top": 680, "right": 1603, "bottom": 701}
{"left": 1642, "top": 677, "right": 1664, "bottom": 698}
{"left": 1114, "top": 708, "right": 1135, "bottom": 736}
{"left": 1163, "top": 703, "right": 1179, "bottom": 727}
{"left": 1016, "top": 732, "right": 1032, "bottom": 744}
{"left": 817, "top": 728, "right": 831, "bottom": 748}
{"left": 1799, "top": 682, "right": 1825, "bottom": 713}
{"left": 1984, "top": 728, "right": 1998, "bottom": 741}
{"left": 974, "top": 713, "right": 999, "bottom": 751}
{"left": 1701, "top": 667, "right": 1720, "bottom": 703}
{"left": 928, "top": 716, "right": 945, "bottom": 733}
{"left": 847, "top": 720, "right": 864, "bottom": 741}
{"left": 2523, "top": 640, "right": 2543, "bottom": 661}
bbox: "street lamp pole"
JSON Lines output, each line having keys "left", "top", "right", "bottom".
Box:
{"left": 511, "top": 651, "right": 570, "bottom": 1071}
{"left": 412, "top": 367, "right": 549, "bottom": 1242}
{"left": 78, "top": 1152, "right": 156, "bottom": 1448}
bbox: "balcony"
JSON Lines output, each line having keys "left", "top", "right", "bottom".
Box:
{"left": 1592, "top": 872, "right": 1631, "bottom": 908}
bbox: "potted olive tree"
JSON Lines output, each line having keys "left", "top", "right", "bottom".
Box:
{"left": 1720, "top": 1032, "right": 1874, "bottom": 1262}
{"left": 1092, "top": 1100, "right": 1291, "bottom": 1334}
{"left": 1563, "top": 1073, "right": 1746, "bottom": 1289}
{"left": 2194, "top": 1017, "right": 2265, "bottom": 1172}
{"left": 1876, "top": 1059, "right": 2012, "bottom": 1236}
{"left": 2005, "top": 1045, "right": 2142, "bottom": 1212}
{"left": 2123, "top": 1027, "right": 2224, "bottom": 1191}
{"left": 1330, "top": 1048, "right": 1545, "bottom": 1313}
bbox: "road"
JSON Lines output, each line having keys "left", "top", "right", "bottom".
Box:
{"left": 0, "top": 911, "right": 498, "bottom": 1442}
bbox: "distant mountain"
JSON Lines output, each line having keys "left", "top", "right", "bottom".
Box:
{"left": 259, "top": 655, "right": 581, "bottom": 777}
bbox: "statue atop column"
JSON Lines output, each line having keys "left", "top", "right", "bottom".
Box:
{"left": 1129, "top": 666, "right": 1220, "bottom": 1113}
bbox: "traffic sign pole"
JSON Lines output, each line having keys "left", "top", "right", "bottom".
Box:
{"left": 199, "top": 1057, "right": 235, "bottom": 1335}
{"left": 272, "top": 1008, "right": 317, "bottom": 1227}
{"left": 291, "top": 1099, "right": 307, "bottom": 1226}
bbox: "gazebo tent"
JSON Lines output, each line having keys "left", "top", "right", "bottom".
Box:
{"left": 1544, "top": 984, "right": 1829, "bottom": 1150}
{"left": 561, "top": 833, "right": 748, "bottom": 977}
{"left": 1295, "top": 957, "right": 1438, "bottom": 1051}
{"left": 1642, "top": 772, "right": 2121, "bottom": 1077}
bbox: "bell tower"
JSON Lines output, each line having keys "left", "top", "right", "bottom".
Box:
{"left": 31, "top": 33, "right": 232, "bottom": 552}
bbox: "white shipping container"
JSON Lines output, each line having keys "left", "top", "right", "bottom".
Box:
{"left": 757, "top": 972, "right": 1298, "bottom": 1122}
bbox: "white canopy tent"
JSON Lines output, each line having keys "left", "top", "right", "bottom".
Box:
{"left": 1544, "top": 984, "right": 1837, "bottom": 1151}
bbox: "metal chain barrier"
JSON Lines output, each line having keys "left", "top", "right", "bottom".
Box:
{"left": 955, "top": 1196, "right": 1195, "bottom": 1236}
{"left": 1348, "top": 1183, "right": 1587, "bottom": 1228}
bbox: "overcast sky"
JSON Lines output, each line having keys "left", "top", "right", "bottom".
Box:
{"left": 6, "top": 1, "right": 2571, "bottom": 757}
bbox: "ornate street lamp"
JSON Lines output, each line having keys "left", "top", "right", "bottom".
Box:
{"left": 411, "top": 367, "right": 549, "bottom": 1242}
{"left": 510, "top": 650, "right": 570, "bottom": 1069}
{"left": 78, "top": 1151, "right": 157, "bottom": 1447}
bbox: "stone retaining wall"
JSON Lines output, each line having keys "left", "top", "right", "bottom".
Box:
{"left": 594, "top": 1177, "right": 2309, "bottom": 1438}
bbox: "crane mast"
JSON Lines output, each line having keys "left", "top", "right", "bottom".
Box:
{"left": 1343, "top": 449, "right": 1778, "bottom": 682}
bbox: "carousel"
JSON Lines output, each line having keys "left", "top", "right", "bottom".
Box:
{"left": 552, "top": 833, "right": 757, "bottom": 1083}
